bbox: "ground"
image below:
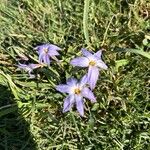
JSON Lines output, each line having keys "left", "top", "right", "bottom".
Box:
{"left": 0, "top": 0, "right": 150, "bottom": 149}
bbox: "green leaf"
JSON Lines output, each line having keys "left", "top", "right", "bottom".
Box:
{"left": 91, "top": 103, "right": 99, "bottom": 111}
{"left": 128, "top": 49, "right": 150, "bottom": 59}
{"left": 114, "top": 48, "right": 150, "bottom": 59}
{"left": 115, "top": 59, "right": 129, "bottom": 71}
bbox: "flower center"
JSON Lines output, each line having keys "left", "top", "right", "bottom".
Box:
{"left": 89, "top": 60, "right": 96, "bottom": 66}
{"left": 74, "top": 88, "right": 81, "bottom": 95}
{"left": 44, "top": 48, "right": 48, "bottom": 53}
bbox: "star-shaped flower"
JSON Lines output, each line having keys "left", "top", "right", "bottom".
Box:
{"left": 70, "top": 48, "right": 108, "bottom": 89}
{"left": 35, "top": 44, "right": 61, "bottom": 65}
{"left": 56, "top": 75, "right": 96, "bottom": 116}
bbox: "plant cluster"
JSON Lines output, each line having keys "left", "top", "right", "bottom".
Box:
{"left": 18, "top": 44, "right": 108, "bottom": 116}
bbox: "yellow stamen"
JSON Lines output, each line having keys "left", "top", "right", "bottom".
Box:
{"left": 89, "top": 60, "right": 96, "bottom": 66}
{"left": 74, "top": 88, "right": 81, "bottom": 95}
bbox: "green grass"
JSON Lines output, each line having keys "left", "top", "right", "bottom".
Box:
{"left": 0, "top": 0, "right": 150, "bottom": 149}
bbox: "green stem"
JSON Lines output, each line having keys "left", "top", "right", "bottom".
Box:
{"left": 83, "top": 0, "right": 90, "bottom": 45}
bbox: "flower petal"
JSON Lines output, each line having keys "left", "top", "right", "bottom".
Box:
{"left": 80, "top": 74, "right": 88, "bottom": 87}
{"left": 38, "top": 52, "right": 43, "bottom": 63}
{"left": 17, "top": 63, "right": 28, "bottom": 69}
{"left": 82, "top": 87, "right": 96, "bottom": 102}
{"left": 94, "top": 50, "right": 102, "bottom": 58}
{"left": 81, "top": 48, "right": 93, "bottom": 57}
{"left": 29, "top": 64, "right": 41, "bottom": 69}
{"left": 88, "top": 66, "right": 99, "bottom": 90}
{"left": 70, "top": 57, "right": 89, "bottom": 67}
{"left": 43, "top": 55, "right": 50, "bottom": 65}
{"left": 36, "top": 44, "right": 48, "bottom": 53}
{"left": 56, "top": 84, "right": 70, "bottom": 93}
{"left": 35, "top": 44, "right": 61, "bottom": 55}
{"left": 67, "top": 78, "right": 77, "bottom": 86}
{"left": 75, "top": 95, "right": 84, "bottom": 116}
{"left": 48, "top": 44, "right": 61, "bottom": 51}
{"left": 48, "top": 49, "right": 60, "bottom": 56}
{"left": 97, "top": 60, "right": 108, "bottom": 70}
{"left": 63, "top": 95, "right": 75, "bottom": 113}
{"left": 17, "top": 63, "right": 31, "bottom": 72}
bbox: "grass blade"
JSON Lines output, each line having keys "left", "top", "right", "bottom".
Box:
{"left": 83, "top": 0, "right": 90, "bottom": 45}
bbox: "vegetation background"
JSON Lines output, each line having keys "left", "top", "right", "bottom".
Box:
{"left": 0, "top": 0, "right": 149, "bottom": 149}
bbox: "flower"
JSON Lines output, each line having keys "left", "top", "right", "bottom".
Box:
{"left": 70, "top": 48, "right": 108, "bottom": 89}
{"left": 35, "top": 44, "right": 61, "bottom": 65}
{"left": 17, "top": 63, "right": 41, "bottom": 78}
{"left": 56, "top": 75, "right": 96, "bottom": 116}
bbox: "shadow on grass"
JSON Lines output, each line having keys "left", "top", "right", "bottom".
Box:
{"left": 0, "top": 85, "right": 37, "bottom": 150}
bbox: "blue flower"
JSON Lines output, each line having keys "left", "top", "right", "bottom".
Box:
{"left": 70, "top": 48, "right": 108, "bottom": 89}
{"left": 35, "top": 44, "right": 61, "bottom": 65}
{"left": 17, "top": 63, "right": 41, "bottom": 78}
{"left": 56, "top": 75, "right": 96, "bottom": 116}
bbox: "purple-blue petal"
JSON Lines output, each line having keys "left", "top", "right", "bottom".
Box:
{"left": 88, "top": 66, "right": 99, "bottom": 90}
{"left": 56, "top": 84, "right": 70, "bottom": 93}
{"left": 17, "top": 63, "right": 28, "bottom": 69}
{"left": 63, "top": 95, "right": 75, "bottom": 113}
{"left": 18, "top": 63, "right": 40, "bottom": 70}
{"left": 37, "top": 48, "right": 45, "bottom": 55}
{"left": 94, "top": 50, "right": 102, "bottom": 58}
{"left": 17, "top": 64, "right": 31, "bottom": 72}
{"left": 35, "top": 44, "right": 61, "bottom": 55}
{"left": 43, "top": 55, "right": 50, "bottom": 65}
{"left": 82, "top": 87, "right": 96, "bottom": 102}
{"left": 70, "top": 57, "right": 89, "bottom": 67}
{"left": 67, "top": 78, "right": 77, "bottom": 86}
{"left": 75, "top": 95, "right": 84, "bottom": 116}
{"left": 81, "top": 48, "right": 93, "bottom": 57}
{"left": 29, "top": 64, "right": 41, "bottom": 69}
{"left": 35, "top": 44, "right": 48, "bottom": 51}
{"left": 47, "top": 49, "right": 60, "bottom": 56}
{"left": 39, "top": 53, "right": 44, "bottom": 63}
{"left": 48, "top": 44, "right": 61, "bottom": 51}
{"left": 80, "top": 74, "right": 88, "bottom": 86}
{"left": 97, "top": 60, "right": 108, "bottom": 70}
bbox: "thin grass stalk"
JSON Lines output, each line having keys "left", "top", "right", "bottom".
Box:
{"left": 83, "top": 0, "right": 90, "bottom": 45}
